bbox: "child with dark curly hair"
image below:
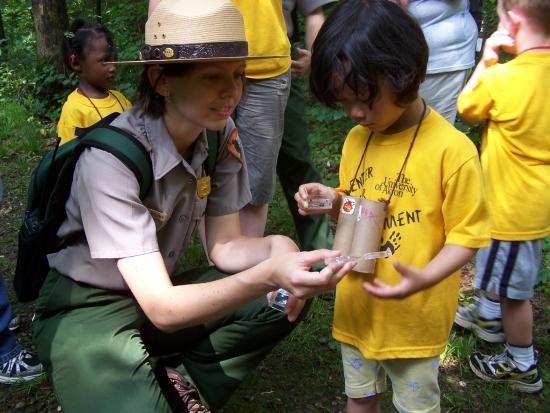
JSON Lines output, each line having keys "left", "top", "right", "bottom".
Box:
{"left": 57, "top": 19, "right": 131, "bottom": 145}
{"left": 295, "top": 0, "right": 490, "bottom": 411}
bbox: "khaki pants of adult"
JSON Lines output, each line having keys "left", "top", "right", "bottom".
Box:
{"left": 33, "top": 267, "right": 299, "bottom": 412}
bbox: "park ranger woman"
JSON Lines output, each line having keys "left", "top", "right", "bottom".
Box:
{"left": 32, "top": 1, "right": 353, "bottom": 412}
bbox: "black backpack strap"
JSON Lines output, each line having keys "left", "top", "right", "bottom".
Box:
{"left": 81, "top": 126, "right": 153, "bottom": 199}
{"left": 205, "top": 129, "right": 220, "bottom": 177}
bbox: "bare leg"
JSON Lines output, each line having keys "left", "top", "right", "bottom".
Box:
{"left": 239, "top": 203, "right": 269, "bottom": 237}
{"left": 346, "top": 394, "right": 381, "bottom": 413}
{"left": 500, "top": 297, "right": 533, "bottom": 346}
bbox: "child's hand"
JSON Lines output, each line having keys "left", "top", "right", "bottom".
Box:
{"left": 291, "top": 48, "right": 311, "bottom": 78}
{"left": 482, "top": 29, "right": 516, "bottom": 67}
{"left": 295, "top": 183, "right": 338, "bottom": 215}
{"left": 362, "top": 260, "right": 430, "bottom": 299}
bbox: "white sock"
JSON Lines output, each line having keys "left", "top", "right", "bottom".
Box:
{"left": 507, "top": 343, "right": 536, "bottom": 371}
{"left": 478, "top": 295, "right": 502, "bottom": 320}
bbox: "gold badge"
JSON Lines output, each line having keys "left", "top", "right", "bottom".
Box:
{"left": 197, "top": 176, "right": 211, "bottom": 198}
{"left": 163, "top": 47, "right": 174, "bottom": 58}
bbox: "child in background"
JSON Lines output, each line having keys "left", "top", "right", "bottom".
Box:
{"left": 296, "top": 0, "right": 489, "bottom": 411}
{"left": 57, "top": 19, "right": 131, "bottom": 145}
{"left": 456, "top": 0, "right": 549, "bottom": 394}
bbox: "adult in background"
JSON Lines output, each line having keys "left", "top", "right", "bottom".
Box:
{"left": 278, "top": 0, "right": 336, "bottom": 251}
{"left": 396, "top": 0, "right": 479, "bottom": 124}
{"left": 231, "top": 0, "right": 292, "bottom": 237}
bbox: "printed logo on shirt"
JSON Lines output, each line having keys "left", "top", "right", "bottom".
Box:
{"left": 349, "top": 167, "right": 373, "bottom": 194}
{"left": 384, "top": 209, "right": 422, "bottom": 230}
{"left": 380, "top": 230, "right": 402, "bottom": 255}
{"left": 345, "top": 166, "right": 423, "bottom": 258}
{"left": 374, "top": 173, "right": 417, "bottom": 198}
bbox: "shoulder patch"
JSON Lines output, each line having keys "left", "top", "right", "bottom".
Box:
{"left": 226, "top": 128, "right": 243, "bottom": 162}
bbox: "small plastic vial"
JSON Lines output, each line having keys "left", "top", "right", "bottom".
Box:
{"left": 306, "top": 196, "right": 333, "bottom": 210}
{"left": 267, "top": 288, "right": 289, "bottom": 312}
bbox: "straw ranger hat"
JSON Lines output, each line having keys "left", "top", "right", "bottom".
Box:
{"left": 116, "top": 0, "right": 281, "bottom": 64}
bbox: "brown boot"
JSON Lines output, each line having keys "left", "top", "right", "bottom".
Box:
{"left": 165, "top": 368, "right": 212, "bottom": 413}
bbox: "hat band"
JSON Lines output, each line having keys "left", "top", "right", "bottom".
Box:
{"left": 140, "top": 41, "right": 248, "bottom": 61}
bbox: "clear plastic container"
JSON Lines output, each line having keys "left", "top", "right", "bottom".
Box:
{"left": 267, "top": 288, "right": 289, "bottom": 312}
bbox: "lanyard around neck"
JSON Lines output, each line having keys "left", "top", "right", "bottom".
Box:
{"left": 78, "top": 88, "right": 125, "bottom": 119}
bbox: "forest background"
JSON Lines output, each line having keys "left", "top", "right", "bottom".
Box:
{"left": 0, "top": 0, "right": 548, "bottom": 412}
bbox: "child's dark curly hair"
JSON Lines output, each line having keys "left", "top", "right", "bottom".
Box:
{"left": 62, "top": 19, "right": 115, "bottom": 70}
{"left": 309, "top": 0, "right": 428, "bottom": 108}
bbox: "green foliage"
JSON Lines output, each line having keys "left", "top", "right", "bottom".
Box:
{"left": 442, "top": 331, "right": 477, "bottom": 366}
{"left": 482, "top": 0, "right": 499, "bottom": 37}
{"left": 0, "top": 101, "right": 43, "bottom": 157}
{"left": 307, "top": 104, "right": 354, "bottom": 186}
{"left": 0, "top": 63, "right": 32, "bottom": 104}
{"left": 455, "top": 118, "right": 484, "bottom": 148}
{"left": 177, "top": 232, "right": 208, "bottom": 273}
{"left": 98, "top": 2, "right": 147, "bottom": 101}
{"left": 537, "top": 236, "right": 550, "bottom": 286}
{"left": 33, "top": 64, "right": 78, "bottom": 121}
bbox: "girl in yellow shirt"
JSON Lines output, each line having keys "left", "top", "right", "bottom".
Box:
{"left": 57, "top": 19, "right": 131, "bottom": 145}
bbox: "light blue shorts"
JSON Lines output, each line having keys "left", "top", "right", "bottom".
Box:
{"left": 233, "top": 70, "right": 291, "bottom": 205}
{"left": 341, "top": 343, "right": 441, "bottom": 413}
{"left": 474, "top": 239, "right": 542, "bottom": 300}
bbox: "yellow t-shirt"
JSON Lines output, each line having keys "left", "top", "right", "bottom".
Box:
{"left": 457, "top": 52, "right": 550, "bottom": 241}
{"left": 232, "top": 0, "right": 291, "bottom": 78}
{"left": 57, "top": 89, "right": 132, "bottom": 145}
{"left": 333, "top": 110, "right": 489, "bottom": 360}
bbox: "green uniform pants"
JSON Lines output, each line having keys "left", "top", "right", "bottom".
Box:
{"left": 33, "top": 267, "right": 298, "bottom": 412}
{"left": 277, "top": 75, "right": 333, "bottom": 251}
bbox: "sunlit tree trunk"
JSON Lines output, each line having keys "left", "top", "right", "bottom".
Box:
{"left": 31, "top": 0, "right": 68, "bottom": 70}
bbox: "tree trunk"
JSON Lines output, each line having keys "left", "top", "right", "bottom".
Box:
{"left": 31, "top": 0, "right": 68, "bottom": 70}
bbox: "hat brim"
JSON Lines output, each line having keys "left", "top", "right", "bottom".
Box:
{"left": 111, "top": 55, "right": 287, "bottom": 65}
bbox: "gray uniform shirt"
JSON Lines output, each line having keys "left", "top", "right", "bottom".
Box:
{"left": 48, "top": 107, "right": 251, "bottom": 290}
